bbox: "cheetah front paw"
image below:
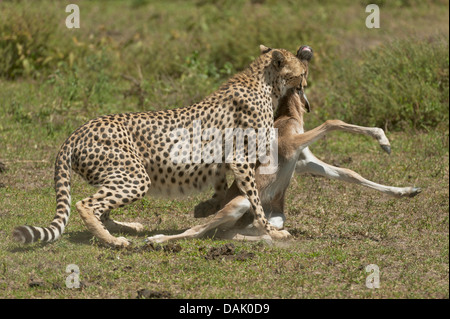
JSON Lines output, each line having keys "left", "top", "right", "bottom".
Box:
{"left": 109, "top": 236, "right": 132, "bottom": 248}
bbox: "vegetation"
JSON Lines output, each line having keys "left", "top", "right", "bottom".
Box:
{"left": 0, "top": 0, "right": 448, "bottom": 299}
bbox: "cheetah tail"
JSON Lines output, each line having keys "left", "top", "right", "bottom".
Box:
{"left": 12, "top": 147, "right": 72, "bottom": 244}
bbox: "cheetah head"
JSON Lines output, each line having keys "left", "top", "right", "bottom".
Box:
{"left": 260, "top": 45, "right": 311, "bottom": 109}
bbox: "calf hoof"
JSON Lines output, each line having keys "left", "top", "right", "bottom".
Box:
{"left": 380, "top": 144, "right": 391, "bottom": 154}
{"left": 146, "top": 234, "right": 167, "bottom": 244}
{"left": 408, "top": 187, "right": 422, "bottom": 197}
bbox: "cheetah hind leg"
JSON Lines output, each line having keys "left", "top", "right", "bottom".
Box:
{"left": 76, "top": 193, "right": 131, "bottom": 248}
{"left": 76, "top": 181, "right": 149, "bottom": 248}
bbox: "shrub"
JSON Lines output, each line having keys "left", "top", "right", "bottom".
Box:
{"left": 317, "top": 36, "right": 449, "bottom": 131}
{"left": 0, "top": 8, "right": 59, "bottom": 79}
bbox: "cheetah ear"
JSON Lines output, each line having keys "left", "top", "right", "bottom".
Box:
{"left": 271, "top": 50, "right": 285, "bottom": 69}
{"left": 259, "top": 44, "right": 272, "bottom": 54}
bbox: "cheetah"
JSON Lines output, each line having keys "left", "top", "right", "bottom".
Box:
{"left": 12, "top": 44, "right": 307, "bottom": 247}
{"left": 147, "top": 45, "right": 421, "bottom": 243}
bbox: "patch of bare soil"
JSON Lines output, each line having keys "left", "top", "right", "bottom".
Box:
{"left": 204, "top": 243, "right": 255, "bottom": 261}
{"left": 0, "top": 161, "right": 6, "bottom": 188}
{"left": 128, "top": 242, "right": 183, "bottom": 253}
{"left": 136, "top": 289, "right": 172, "bottom": 299}
{"left": 28, "top": 278, "right": 45, "bottom": 288}
{"left": 0, "top": 161, "right": 6, "bottom": 173}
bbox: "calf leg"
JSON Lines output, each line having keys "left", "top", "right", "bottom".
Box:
{"left": 289, "top": 120, "right": 392, "bottom": 154}
{"left": 296, "top": 148, "right": 421, "bottom": 197}
{"left": 146, "top": 196, "right": 252, "bottom": 243}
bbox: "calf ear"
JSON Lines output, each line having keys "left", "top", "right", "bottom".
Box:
{"left": 259, "top": 44, "right": 272, "bottom": 54}
{"left": 297, "top": 45, "right": 313, "bottom": 62}
{"left": 272, "top": 50, "right": 285, "bottom": 69}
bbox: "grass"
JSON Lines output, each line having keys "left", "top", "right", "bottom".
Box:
{"left": 0, "top": 131, "right": 448, "bottom": 299}
{"left": 317, "top": 36, "right": 449, "bottom": 130}
{"left": 0, "top": 0, "right": 448, "bottom": 299}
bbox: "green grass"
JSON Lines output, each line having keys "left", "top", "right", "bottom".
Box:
{"left": 316, "top": 36, "right": 449, "bottom": 130}
{"left": 0, "top": 0, "right": 448, "bottom": 299}
{"left": 1, "top": 131, "right": 447, "bottom": 299}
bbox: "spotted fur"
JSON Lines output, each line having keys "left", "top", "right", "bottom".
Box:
{"left": 12, "top": 45, "right": 307, "bottom": 247}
